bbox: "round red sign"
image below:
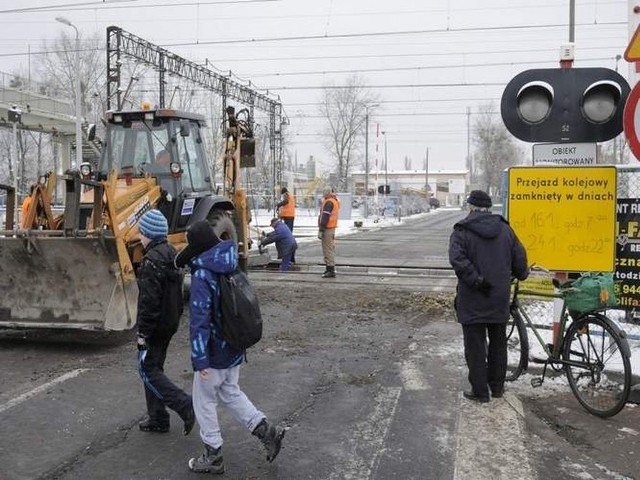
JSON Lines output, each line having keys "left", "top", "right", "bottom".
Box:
{"left": 623, "top": 82, "right": 640, "bottom": 161}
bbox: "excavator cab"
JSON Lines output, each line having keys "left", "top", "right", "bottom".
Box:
{"left": 96, "top": 107, "right": 234, "bottom": 238}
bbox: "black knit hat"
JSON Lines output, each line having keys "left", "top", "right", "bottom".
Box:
{"left": 174, "top": 220, "right": 220, "bottom": 267}
{"left": 467, "top": 190, "right": 492, "bottom": 208}
{"left": 281, "top": 187, "right": 288, "bottom": 194}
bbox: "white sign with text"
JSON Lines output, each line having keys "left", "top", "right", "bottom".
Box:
{"left": 532, "top": 143, "right": 597, "bottom": 166}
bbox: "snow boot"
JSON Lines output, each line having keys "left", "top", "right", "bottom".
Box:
{"left": 322, "top": 266, "right": 336, "bottom": 278}
{"left": 252, "top": 419, "right": 286, "bottom": 463}
{"left": 188, "top": 444, "right": 224, "bottom": 474}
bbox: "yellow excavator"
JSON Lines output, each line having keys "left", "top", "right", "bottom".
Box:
{"left": 0, "top": 104, "right": 254, "bottom": 332}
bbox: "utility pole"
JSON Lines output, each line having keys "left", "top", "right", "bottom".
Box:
{"left": 466, "top": 107, "right": 471, "bottom": 184}
{"left": 383, "top": 131, "right": 388, "bottom": 198}
{"left": 569, "top": 0, "right": 575, "bottom": 43}
{"left": 364, "top": 107, "right": 369, "bottom": 217}
{"left": 424, "top": 147, "right": 429, "bottom": 199}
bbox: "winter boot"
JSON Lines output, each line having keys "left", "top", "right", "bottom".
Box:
{"left": 138, "top": 418, "right": 169, "bottom": 433}
{"left": 188, "top": 444, "right": 224, "bottom": 474}
{"left": 252, "top": 419, "right": 286, "bottom": 463}
{"left": 322, "top": 266, "right": 336, "bottom": 278}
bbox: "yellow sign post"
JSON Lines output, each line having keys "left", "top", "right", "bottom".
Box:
{"left": 507, "top": 166, "right": 617, "bottom": 272}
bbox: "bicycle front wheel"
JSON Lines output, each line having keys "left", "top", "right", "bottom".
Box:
{"left": 506, "top": 308, "right": 529, "bottom": 381}
{"left": 563, "top": 314, "right": 631, "bottom": 417}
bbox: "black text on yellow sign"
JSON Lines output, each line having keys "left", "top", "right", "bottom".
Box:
{"left": 507, "top": 166, "right": 617, "bottom": 272}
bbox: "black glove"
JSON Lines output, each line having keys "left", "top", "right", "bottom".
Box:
{"left": 137, "top": 335, "right": 147, "bottom": 351}
{"left": 474, "top": 277, "right": 492, "bottom": 296}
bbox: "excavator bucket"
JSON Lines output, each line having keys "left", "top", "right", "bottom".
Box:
{"left": 0, "top": 235, "right": 138, "bottom": 331}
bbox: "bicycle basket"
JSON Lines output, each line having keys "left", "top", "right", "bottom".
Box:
{"left": 562, "top": 273, "right": 616, "bottom": 314}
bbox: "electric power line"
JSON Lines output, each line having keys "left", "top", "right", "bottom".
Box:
{"left": 160, "top": 21, "right": 625, "bottom": 48}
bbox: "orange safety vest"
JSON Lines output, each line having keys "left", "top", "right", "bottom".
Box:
{"left": 279, "top": 192, "right": 296, "bottom": 218}
{"left": 319, "top": 195, "right": 340, "bottom": 229}
{"left": 20, "top": 196, "right": 33, "bottom": 228}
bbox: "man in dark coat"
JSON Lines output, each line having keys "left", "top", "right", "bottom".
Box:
{"left": 136, "top": 209, "right": 195, "bottom": 434}
{"left": 260, "top": 217, "right": 298, "bottom": 271}
{"left": 448, "top": 190, "right": 528, "bottom": 402}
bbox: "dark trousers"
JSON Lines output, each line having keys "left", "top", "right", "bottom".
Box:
{"left": 137, "top": 334, "right": 192, "bottom": 426}
{"left": 282, "top": 217, "right": 296, "bottom": 263}
{"left": 461, "top": 323, "right": 507, "bottom": 398}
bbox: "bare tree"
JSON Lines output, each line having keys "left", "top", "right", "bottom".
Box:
{"left": 403, "top": 155, "right": 412, "bottom": 170}
{"left": 318, "top": 74, "right": 378, "bottom": 191}
{"left": 472, "top": 103, "right": 522, "bottom": 195}
{"left": 599, "top": 137, "right": 631, "bottom": 165}
{"left": 38, "top": 32, "right": 105, "bottom": 120}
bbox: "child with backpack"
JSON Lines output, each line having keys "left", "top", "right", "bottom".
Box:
{"left": 175, "top": 220, "right": 285, "bottom": 475}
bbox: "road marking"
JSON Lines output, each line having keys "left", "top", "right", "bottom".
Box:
{"left": 400, "top": 359, "right": 428, "bottom": 391}
{"left": 0, "top": 368, "right": 89, "bottom": 414}
{"left": 330, "top": 386, "right": 402, "bottom": 480}
{"left": 399, "top": 342, "right": 428, "bottom": 391}
{"left": 453, "top": 392, "right": 537, "bottom": 480}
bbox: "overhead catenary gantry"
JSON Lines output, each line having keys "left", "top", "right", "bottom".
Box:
{"left": 105, "top": 25, "right": 284, "bottom": 179}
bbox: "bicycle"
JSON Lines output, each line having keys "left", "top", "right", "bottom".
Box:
{"left": 506, "top": 270, "right": 632, "bottom": 417}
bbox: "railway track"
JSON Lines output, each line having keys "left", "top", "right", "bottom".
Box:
{"left": 249, "top": 261, "right": 457, "bottom": 292}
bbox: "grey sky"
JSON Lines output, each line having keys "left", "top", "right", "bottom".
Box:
{"left": 0, "top": 0, "right": 629, "bottom": 173}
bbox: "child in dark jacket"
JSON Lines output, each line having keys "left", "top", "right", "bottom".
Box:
{"left": 135, "top": 209, "right": 195, "bottom": 435}
{"left": 175, "top": 220, "right": 285, "bottom": 475}
{"left": 260, "top": 217, "right": 298, "bottom": 271}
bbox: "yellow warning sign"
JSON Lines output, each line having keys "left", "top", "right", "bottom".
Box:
{"left": 507, "top": 166, "right": 617, "bottom": 272}
{"left": 625, "top": 24, "right": 640, "bottom": 62}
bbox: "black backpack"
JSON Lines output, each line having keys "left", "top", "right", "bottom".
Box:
{"left": 218, "top": 269, "right": 263, "bottom": 350}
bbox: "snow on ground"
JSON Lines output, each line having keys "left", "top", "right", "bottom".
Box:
{"left": 252, "top": 203, "right": 441, "bottom": 242}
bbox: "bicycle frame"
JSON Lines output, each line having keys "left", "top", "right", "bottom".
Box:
{"left": 511, "top": 280, "right": 566, "bottom": 363}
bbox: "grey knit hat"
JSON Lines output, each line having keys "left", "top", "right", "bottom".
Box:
{"left": 138, "top": 209, "right": 168, "bottom": 240}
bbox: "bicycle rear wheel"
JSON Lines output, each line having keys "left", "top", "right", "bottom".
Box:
{"left": 506, "top": 308, "right": 529, "bottom": 381}
{"left": 563, "top": 314, "right": 631, "bottom": 417}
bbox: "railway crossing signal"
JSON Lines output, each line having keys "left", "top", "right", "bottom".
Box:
{"left": 501, "top": 68, "right": 630, "bottom": 143}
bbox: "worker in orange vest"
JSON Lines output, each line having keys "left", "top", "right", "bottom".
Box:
{"left": 276, "top": 187, "right": 296, "bottom": 263}
{"left": 20, "top": 184, "right": 35, "bottom": 229}
{"left": 317, "top": 188, "right": 340, "bottom": 278}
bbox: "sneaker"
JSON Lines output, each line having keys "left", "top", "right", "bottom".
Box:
{"left": 138, "top": 418, "right": 170, "bottom": 433}
{"left": 188, "top": 444, "right": 224, "bottom": 474}
{"left": 182, "top": 408, "right": 196, "bottom": 436}
{"left": 462, "top": 390, "right": 490, "bottom": 403}
{"left": 491, "top": 390, "right": 504, "bottom": 398}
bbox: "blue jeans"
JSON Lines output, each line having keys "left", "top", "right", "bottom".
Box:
{"left": 280, "top": 253, "right": 293, "bottom": 271}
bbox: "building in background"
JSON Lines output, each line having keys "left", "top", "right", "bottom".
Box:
{"left": 350, "top": 169, "right": 469, "bottom": 207}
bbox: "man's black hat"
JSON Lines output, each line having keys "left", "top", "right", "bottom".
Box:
{"left": 467, "top": 190, "right": 492, "bottom": 208}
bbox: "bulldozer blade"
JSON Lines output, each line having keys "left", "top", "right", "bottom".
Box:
{"left": 0, "top": 235, "right": 138, "bottom": 331}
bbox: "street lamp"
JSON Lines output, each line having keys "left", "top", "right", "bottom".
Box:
{"left": 56, "top": 16, "right": 82, "bottom": 169}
